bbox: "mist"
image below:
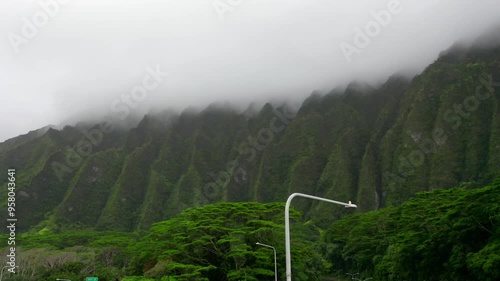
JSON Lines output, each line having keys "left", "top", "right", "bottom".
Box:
{"left": 1, "top": 0, "right": 500, "bottom": 142}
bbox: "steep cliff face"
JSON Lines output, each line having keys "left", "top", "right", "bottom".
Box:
{"left": 1, "top": 37, "right": 499, "bottom": 232}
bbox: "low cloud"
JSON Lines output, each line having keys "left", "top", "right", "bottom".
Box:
{"left": 1, "top": 0, "right": 500, "bottom": 141}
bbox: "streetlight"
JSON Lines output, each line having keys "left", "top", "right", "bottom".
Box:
{"left": 335, "top": 268, "right": 343, "bottom": 279}
{"left": 346, "top": 272, "right": 359, "bottom": 280}
{"left": 0, "top": 265, "right": 19, "bottom": 281}
{"left": 285, "top": 193, "right": 357, "bottom": 281}
{"left": 256, "top": 242, "right": 277, "bottom": 281}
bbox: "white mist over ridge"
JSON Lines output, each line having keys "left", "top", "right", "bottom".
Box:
{"left": 1, "top": 0, "right": 500, "bottom": 142}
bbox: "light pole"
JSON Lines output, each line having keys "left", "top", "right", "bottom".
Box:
{"left": 256, "top": 242, "right": 277, "bottom": 281}
{"left": 335, "top": 268, "right": 343, "bottom": 279}
{"left": 346, "top": 272, "right": 359, "bottom": 280}
{"left": 285, "top": 193, "right": 357, "bottom": 281}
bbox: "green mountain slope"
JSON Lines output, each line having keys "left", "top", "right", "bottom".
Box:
{"left": 1, "top": 34, "right": 500, "bottom": 233}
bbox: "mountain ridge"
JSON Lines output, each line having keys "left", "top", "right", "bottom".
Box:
{"left": 1, "top": 32, "right": 500, "bottom": 233}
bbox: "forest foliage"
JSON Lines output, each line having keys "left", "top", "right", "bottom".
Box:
{"left": 1, "top": 180, "right": 499, "bottom": 280}
{"left": 325, "top": 180, "right": 500, "bottom": 281}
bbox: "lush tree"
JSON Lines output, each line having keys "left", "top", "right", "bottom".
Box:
{"left": 325, "top": 182, "right": 500, "bottom": 280}
{"left": 129, "top": 202, "right": 329, "bottom": 281}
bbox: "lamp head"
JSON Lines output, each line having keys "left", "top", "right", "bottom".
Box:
{"left": 344, "top": 201, "right": 357, "bottom": 208}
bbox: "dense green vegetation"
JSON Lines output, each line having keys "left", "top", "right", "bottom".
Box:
{"left": 1, "top": 202, "right": 332, "bottom": 281}
{"left": 325, "top": 180, "right": 500, "bottom": 281}
{"left": 1, "top": 182, "right": 499, "bottom": 280}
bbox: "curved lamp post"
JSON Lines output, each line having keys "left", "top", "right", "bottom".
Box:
{"left": 255, "top": 242, "right": 278, "bottom": 281}
{"left": 346, "top": 272, "right": 359, "bottom": 280}
{"left": 285, "top": 193, "right": 357, "bottom": 281}
{"left": 256, "top": 242, "right": 277, "bottom": 281}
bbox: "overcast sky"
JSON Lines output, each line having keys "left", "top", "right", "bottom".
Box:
{"left": 1, "top": 0, "right": 500, "bottom": 142}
